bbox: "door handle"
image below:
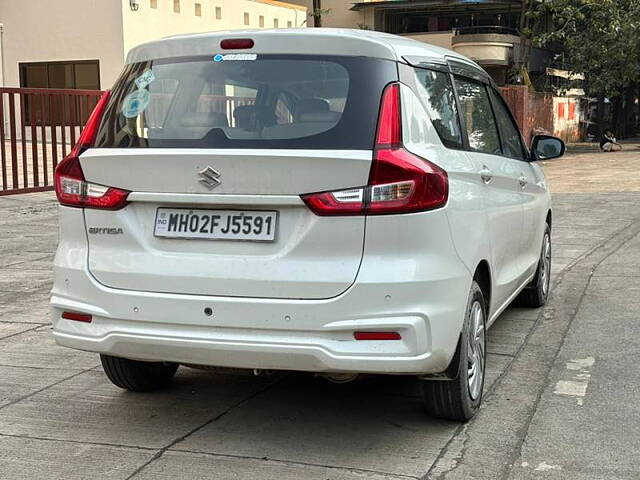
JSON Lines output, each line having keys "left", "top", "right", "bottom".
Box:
{"left": 480, "top": 166, "right": 493, "bottom": 184}
{"left": 518, "top": 174, "right": 527, "bottom": 188}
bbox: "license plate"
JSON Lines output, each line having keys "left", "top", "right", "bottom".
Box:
{"left": 154, "top": 208, "right": 278, "bottom": 242}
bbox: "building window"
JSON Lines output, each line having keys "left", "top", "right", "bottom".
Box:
{"left": 20, "top": 60, "right": 100, "bottom": 90}
{"left": 568, "top": 101, "right": 576, "bottom": 121}
{"left": 150, "top": 0, "right": 157, "bottom": 8}
{"left": 244, "top": 12, "right": 249, "bottom": 25}
{"left": 194, "top": 2, "right": 201, "bottom": 16}
{"left": 287, "top": 20, "right": 292, "bottom": 28}
{"left": 273, "top": 18, "right": 279, "bottom": 28}
{"left": 19, "top": 60, "right": 101, "bottom": 125}
{"left": 259, "top": 15, "right": 264, "bottom": 28}
{"left": 173, "top": 0, "right": 180, "bottom": 13}
{"left": 215, "top": 6, "right": 222, "bottom": 19}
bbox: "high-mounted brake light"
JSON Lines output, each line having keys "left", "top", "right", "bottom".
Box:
{"left": 301, "top": 83, "right": 448, "bottom": 216}
{"left": 220, "top": 38, "right": 254, "bottom": 49}
{"left": 54, "top": 91, "right": 130, "bottom": 210}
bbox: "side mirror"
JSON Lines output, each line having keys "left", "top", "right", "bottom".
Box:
{"left": 530, "top": 135, "right": 565, "bottom": 162}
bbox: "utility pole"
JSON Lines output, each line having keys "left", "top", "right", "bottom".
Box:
{"left": 312, "top": 0, "right": 322, "bottom": 27}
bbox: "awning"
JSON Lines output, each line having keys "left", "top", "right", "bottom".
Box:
{"left": 546, "top": 68, "right": 585, "bottom": 81}
{"left": 350, "top": 0, "right": 521, "bottom": 11}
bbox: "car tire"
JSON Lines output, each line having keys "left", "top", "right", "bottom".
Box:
{"left": 100, "top": 354, "right": 178, "bottom": 392}
{"left": 518, "top": 224, "right": 551, "bottom": 308}
{"left": 421, "top": 280, "right": 486, "bottom": 422}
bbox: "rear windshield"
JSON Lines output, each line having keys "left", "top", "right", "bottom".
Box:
{"left": 94, "top": 55, "right": 397, "bottom": 150}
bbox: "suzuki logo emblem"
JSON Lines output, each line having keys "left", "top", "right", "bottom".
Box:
{"left": 198, "top": 166, "right": 221, "bottom": 189}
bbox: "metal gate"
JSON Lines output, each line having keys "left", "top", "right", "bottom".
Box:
{"left": 0, "top": 87, "right": 104, "bottom": 195}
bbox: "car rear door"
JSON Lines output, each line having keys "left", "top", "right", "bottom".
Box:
{"left": 452, "top": 75, "right": 525, "bottom": 308}
{"left": 488, "top": 87, "right": 547, "bottom": 276}
{"left": 83, "top": 54, "right": 397, "bottom": 299}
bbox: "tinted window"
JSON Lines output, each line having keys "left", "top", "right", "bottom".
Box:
{"left": 413, "top": 68, "right": 462, "bottom": 148}
{"left": 144, "top": 78, "right": 179, "bottom": 129}
{"left": 95, "top": 55, "right": 396, "bottom": 150}
{"left": 453, "top": 77, "right": 501, "bottom": 155}
{"left": 489, "top": 88, "right": 525, "bottom": 160}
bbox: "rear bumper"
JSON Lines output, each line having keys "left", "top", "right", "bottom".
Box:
{"left": 52, "top": 317, "right": 434, "bottom": 374}
{"left": 51, "top": 269, "right": 466, "bottom": 374}
{"left": 51, "top": 207, "right": 472, "bottom": 375}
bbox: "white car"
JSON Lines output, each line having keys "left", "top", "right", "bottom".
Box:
{"left": 51, "top": 29, "right": 564, "bottom": 421}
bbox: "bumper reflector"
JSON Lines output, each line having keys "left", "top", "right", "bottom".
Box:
{"left": 354, "top": 331, "right": 401, "bottom": 341}
{"left": 62, "top": 311, "right": 93, "bottom": 323}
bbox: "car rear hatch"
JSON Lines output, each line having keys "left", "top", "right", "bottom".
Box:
{"left": 80, "top": 51, "right": 397, "bottom": 299}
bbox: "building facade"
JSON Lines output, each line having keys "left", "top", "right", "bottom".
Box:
{"left": 0, "top": 0, "right": 306, "bottom": 90}
{"left": 291, "top": 0, "right": 554, "bottom": 87}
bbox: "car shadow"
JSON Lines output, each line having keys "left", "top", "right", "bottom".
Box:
{"left": 156, "top": 368, "right": 458, "bottom": 475}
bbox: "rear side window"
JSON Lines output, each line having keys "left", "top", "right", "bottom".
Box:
{"left": 94, "top": 55, "right": 397, "bottom": 150}
{"left": 453, "top": 77, "right": 501, "bottom": 155}
{"left": 412, "top": 68, "right": 462, "bottom": 149}
{"left": 488, "top": 88, "right": 526, "bottom": 160}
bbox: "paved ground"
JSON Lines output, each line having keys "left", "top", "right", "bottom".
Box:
{"left": 0, "top": 145, "right": 639, "bottom": 479}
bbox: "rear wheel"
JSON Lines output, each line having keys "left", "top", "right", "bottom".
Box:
{"left": 100, "top": 355, "right": 178, "bottom": 392}
{"left": 518, "top": 224, "right": 551, "bottom": 308}
{"left": 421, "top": 281, "right": 486, "bottom": 421}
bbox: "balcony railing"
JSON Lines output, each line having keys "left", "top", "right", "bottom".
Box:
{"left": 453, "top": 26, "right": 519, "bottom": 37}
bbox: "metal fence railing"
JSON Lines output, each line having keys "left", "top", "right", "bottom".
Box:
{"left": 453, "top": 26, "right": 519, "bottom": 36}
{"left": 0, "top": 87, "right": 104, "bottom": 195}
{"left": 1, "top": 86, "right": 554, "bottom": 195}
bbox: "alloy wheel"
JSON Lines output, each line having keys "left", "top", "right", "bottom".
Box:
{"left": 540, "top": 232, "right": 551, "bottom": 297}
{"left": 467, "top": 300, "right": 485, "bottom": 401}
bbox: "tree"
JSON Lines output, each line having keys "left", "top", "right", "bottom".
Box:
{"left": 513, "top": 0, "right": 538, "bottom": 86}
{"left": 533, "top": 0, "right": 640, "bottom": 136}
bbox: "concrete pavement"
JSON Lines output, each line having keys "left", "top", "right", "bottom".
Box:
{"left": 1, "top": 147, "right": 639, "bottom": 479}
{"left": 427, "top": 194, "right": 640, "bottom": 480}
{"left": 509, "top": 230, "right": 640, "bottom": 479}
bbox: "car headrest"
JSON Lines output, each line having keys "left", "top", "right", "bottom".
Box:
{"left": 233, "top": 105, "right": 277, "bottom": 129}
{"left": 179, "top": 112, "right": 229, "bottom": 128}
{"left": 297, "top": 111, "right": 341, "bottom": 123}
{"left": 293, "top": 98, "right": 331, "bottom": 121}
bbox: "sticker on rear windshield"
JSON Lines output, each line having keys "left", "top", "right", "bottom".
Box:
{"left": 213, "top": 53, "right": 257, "bottom": 62}
{"left": 121, "top": 89, "right": 151, "bottom": 118}
{"left": 135, "top": 69, "right": 155, "bottom": 89}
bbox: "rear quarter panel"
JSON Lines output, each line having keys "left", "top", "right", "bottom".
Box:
{"left": 399, "top": 83, "right": 491, "bottom": 283}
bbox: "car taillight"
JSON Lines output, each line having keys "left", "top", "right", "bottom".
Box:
{"left": 54, "top": 91, "right": 130, "bottom": 210}
{"left": 301, "top": 83, "right": 448, "bottom": 216}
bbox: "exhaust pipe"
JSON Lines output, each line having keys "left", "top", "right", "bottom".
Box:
{"left": 318, "top": 373, "right": 360, "bottom": 384}
{"left": 253, "top": 368, "right": 277, "bottom": 376}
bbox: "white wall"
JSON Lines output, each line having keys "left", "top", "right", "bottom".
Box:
{"left": 0, "top": 0, "right": 124, "bottom": 88}
{"left": 553, "top": 97, "right": 582, "bottom": 142}
{"left": 121, "top": 0, "right": 307, "bottom": 66}
{"left": 404, "top": 32, "right": 453, "bottom": 50}
{"left": 0, "top": 24, "right": 6, "bottom": 87}
{"left": 0, "top": 0, "right": 307, "bottom": 91}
